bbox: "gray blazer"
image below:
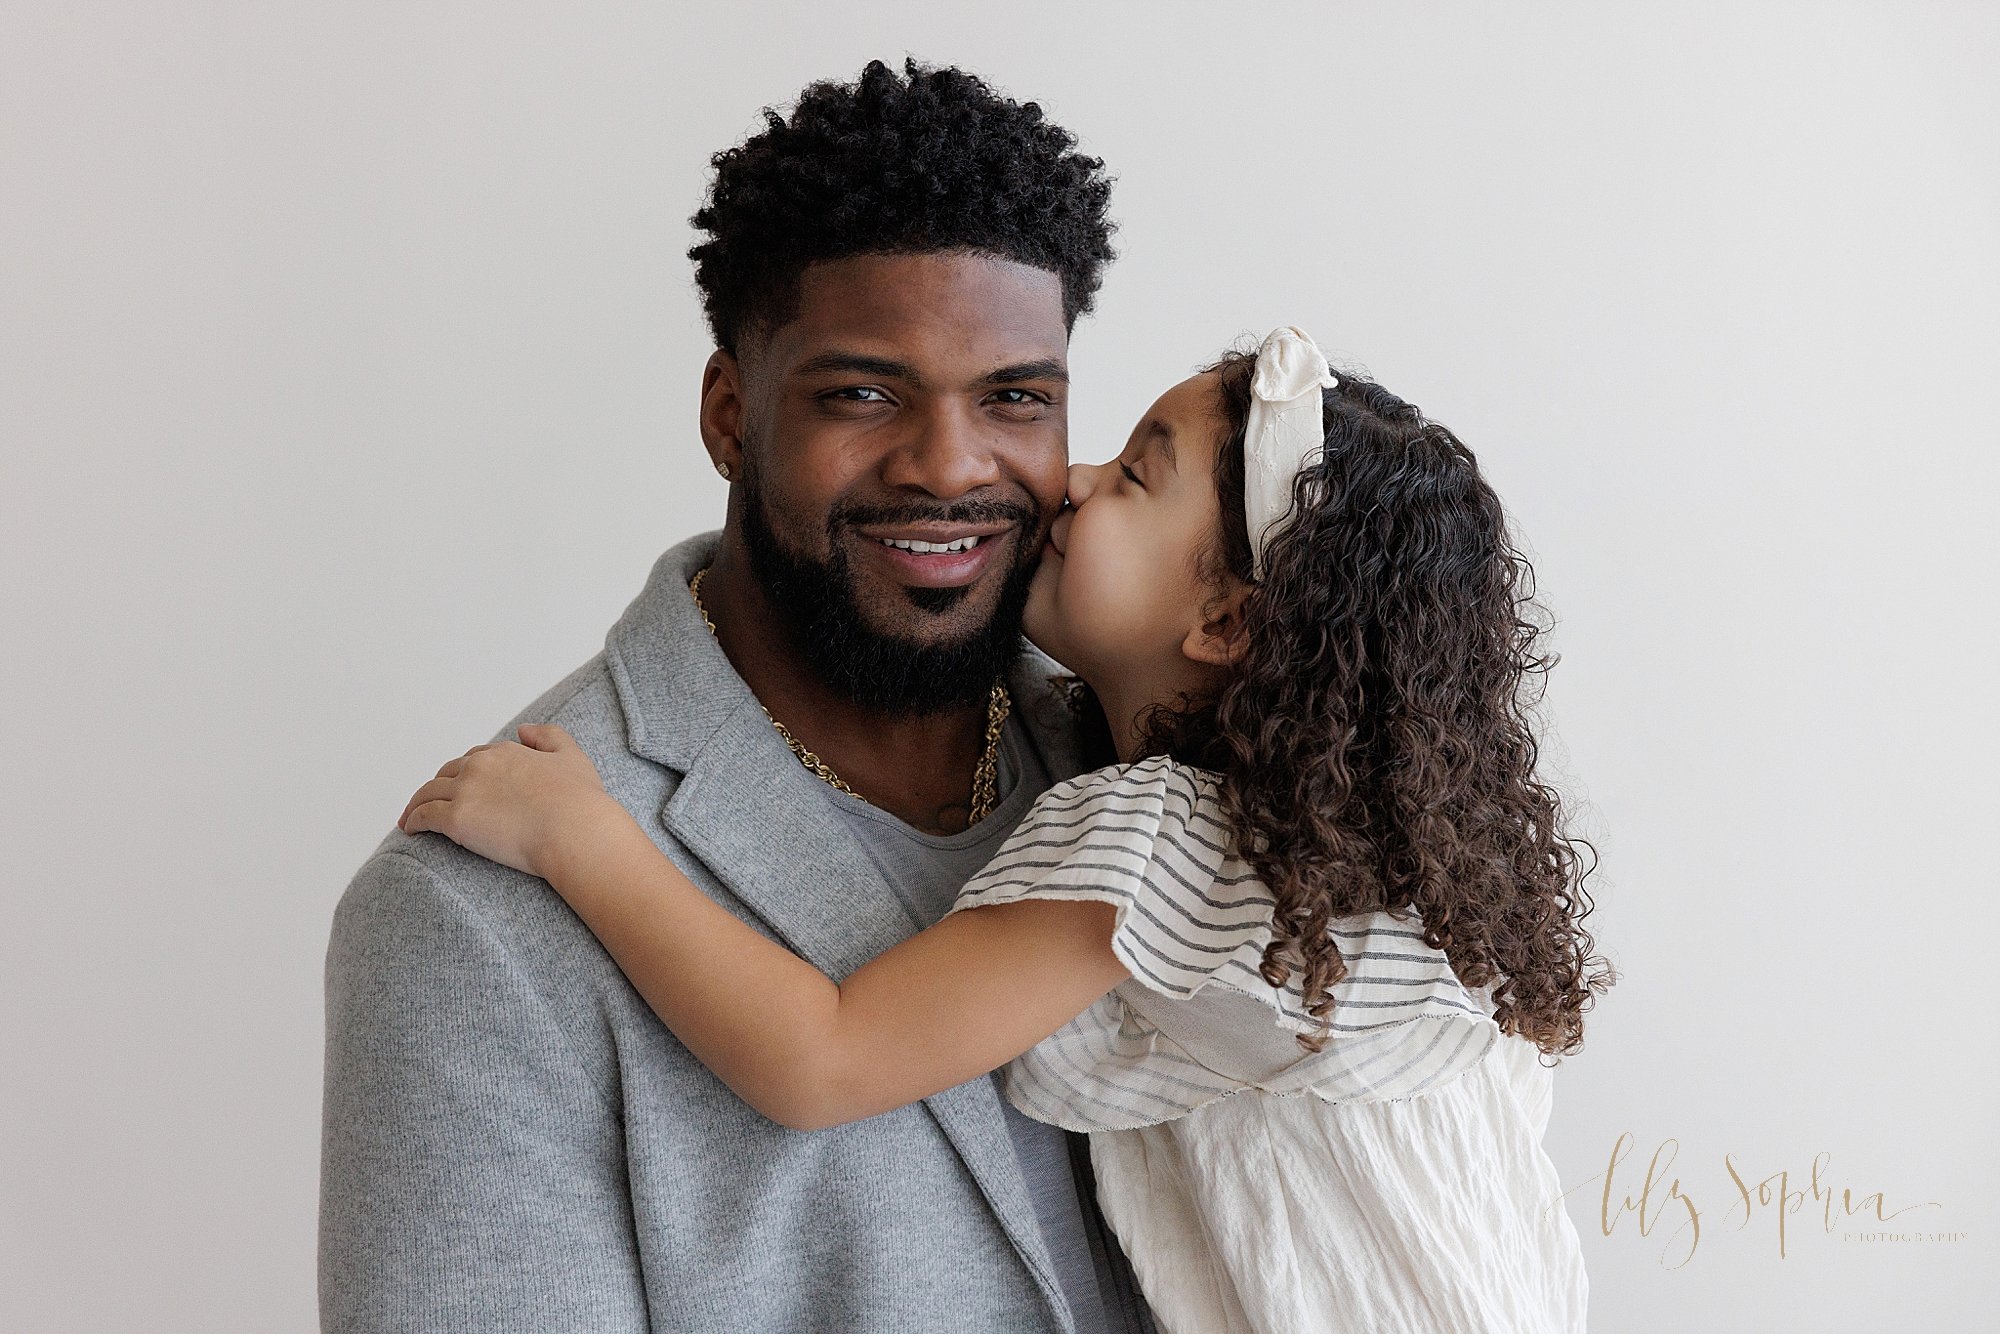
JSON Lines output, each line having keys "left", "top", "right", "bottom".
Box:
{"left": 320, "top": 530, "right": 1125, "bottom": 1333}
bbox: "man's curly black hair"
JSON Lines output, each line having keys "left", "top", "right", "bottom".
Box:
{"left": 689, "top": 57, "right": 1117, "bottom": 355}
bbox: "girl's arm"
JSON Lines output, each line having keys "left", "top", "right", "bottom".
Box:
{"left": 548, "top": 802, "right": 1125, "bottom": 1130}
{"left": 399, "top": 723, "right": 1130, "bottom": 1131}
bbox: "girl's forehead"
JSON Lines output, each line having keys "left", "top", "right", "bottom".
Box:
{"left": 1132, "top": 370, "right": 1226, "bottom": 466}
{"left": 1153, "top": 369, "right": 1223, "bottom": 418}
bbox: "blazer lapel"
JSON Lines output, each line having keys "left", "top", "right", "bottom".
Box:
{"left": 608, "top": 531, "right": 1077, "bottom": 1331}
{"left": 657, "top": 713, "right": 919, "bottom": 977}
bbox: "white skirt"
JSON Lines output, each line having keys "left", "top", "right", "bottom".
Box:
{"left": 1085, "top": 1033, "right": 1589, "bottom": 1334}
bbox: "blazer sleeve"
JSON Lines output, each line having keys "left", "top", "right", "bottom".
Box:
{"left": 319, "top": 850, "right": 648, "bottom": 1333}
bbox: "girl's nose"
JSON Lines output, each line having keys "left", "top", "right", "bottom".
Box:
{"left": 1065, "top": 460, "right": 1101, "bottom": 506}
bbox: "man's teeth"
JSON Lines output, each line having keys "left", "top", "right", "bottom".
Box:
{"left": 877, "top": 535, "right": 985, "bottom": 554}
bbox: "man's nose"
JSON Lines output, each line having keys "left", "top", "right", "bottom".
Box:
{"left": 878, "top": 405, "right": 1005, "bottom": 498}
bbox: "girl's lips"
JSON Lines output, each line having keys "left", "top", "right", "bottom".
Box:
{"left": 1046, "top": 509, "right": 1072, "bottom": 558}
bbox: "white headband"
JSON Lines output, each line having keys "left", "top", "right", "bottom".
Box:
{"left": 1243, "top": 325, "right": 1338, "bottom": 580}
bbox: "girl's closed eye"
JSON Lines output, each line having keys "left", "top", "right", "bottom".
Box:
{"left": 1119, "top": 461, "right": 1144, "bottom": 488}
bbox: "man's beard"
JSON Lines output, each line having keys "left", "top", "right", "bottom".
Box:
{"left": 738, "top": 478, "right": 1043, "bottom": 715}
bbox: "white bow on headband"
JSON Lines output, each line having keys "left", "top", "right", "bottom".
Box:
{"left": 1243, "top": 325, "right": 1339, "bottom": 580}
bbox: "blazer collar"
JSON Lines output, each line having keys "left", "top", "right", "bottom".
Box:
{"left": 603, "top": 529, "right": 1089, "bottom": 1331}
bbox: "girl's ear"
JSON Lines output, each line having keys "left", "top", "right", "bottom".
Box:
{"left": 1182, "top": 578, "right": 1254, "bottom": 668}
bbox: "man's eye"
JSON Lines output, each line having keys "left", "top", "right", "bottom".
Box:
{"left": 1119, "top": 462, "right": 1144, "bottom": 488}
{"left": 993, "top": 388, "right": 1046, "bottom": 405}
{"left": 827, "top": 386, "right": 890, "bottom": 403}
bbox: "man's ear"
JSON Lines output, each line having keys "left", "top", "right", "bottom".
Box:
{"left": 1181, "top": 578, "right": 1254, "bottom": 668}
{"left": 698, "top": 349, "right": 746, "bottom": 479}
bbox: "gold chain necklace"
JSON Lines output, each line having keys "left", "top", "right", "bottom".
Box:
{"left": 688, "top": 566, "right": 1012, "bottom": 825}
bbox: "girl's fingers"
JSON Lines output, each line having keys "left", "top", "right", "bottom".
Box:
{"left": 403, "top": 730, "right": 577, "bottom": 837}
{"left": 399, "top": 775, "right": 458, "bottom": 829}
{"left": 401, "top": 798, "right": 448, "bottom": 836}
{"left": 432, "top": 742, "right": 508, "bottom": 782}
{"left": 438, "top": 743, "right": 498, "bottom": 777}
{"left": 516, "top": 722, "right": 571, "bottom": 751}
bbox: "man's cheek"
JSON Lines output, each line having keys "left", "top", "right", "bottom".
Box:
{"left": 1027, "top": 440, "right": 1069, "bottom": 516}
{"left": 1016, "top": 512, "right": 1055, "bottom": 565}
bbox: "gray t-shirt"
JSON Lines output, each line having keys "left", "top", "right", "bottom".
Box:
{"left": 822, "top": 715, "right": 1155, "bottom": 1334}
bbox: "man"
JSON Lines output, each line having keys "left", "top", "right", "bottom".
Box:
{"left": 320, "top": 58, "right": 1156, "bottom": 1333}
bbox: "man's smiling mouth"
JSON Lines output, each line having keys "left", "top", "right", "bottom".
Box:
{"left": 875, "top": 535, "right": 988, "bottom": 554}
{"left": 851, "top": 522, "right": 1018, "bottom": 589}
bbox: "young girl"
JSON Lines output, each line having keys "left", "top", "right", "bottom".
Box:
{"left": 400, "top": 326, "right": 1617, "bottom": 1334}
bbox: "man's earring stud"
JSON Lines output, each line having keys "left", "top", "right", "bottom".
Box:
{"left": 716, "top": 460, "right": 733, "bottom": 481}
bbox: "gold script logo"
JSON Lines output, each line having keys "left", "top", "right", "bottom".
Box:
{"left": 1551, "top": 1132, "right": 1947, "bottom": 1269}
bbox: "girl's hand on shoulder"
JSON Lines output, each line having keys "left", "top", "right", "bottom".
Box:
{"left": 398, "top": 722, "right": 619, "bottom": 881}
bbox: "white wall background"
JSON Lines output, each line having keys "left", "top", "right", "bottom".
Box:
{"left": 5, "top": 3, "right": 1995, "bottom": 1330}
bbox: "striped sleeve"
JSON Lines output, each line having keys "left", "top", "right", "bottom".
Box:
{"left": 945, "top": 754, "right": 1277, "bottom": 1000}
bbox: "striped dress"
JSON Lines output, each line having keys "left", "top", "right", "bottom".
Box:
{"left": 943, "top": 754, "right": 1589, "bottom": 1334}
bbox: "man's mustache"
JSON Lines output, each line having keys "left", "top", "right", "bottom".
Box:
{"left": 831, "top": 498, "right": 1042, "bottom": 532}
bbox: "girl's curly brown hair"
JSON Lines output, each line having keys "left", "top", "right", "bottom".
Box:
{"left": 1073, "top": 347, "right": 1617, "bottom": 1058}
